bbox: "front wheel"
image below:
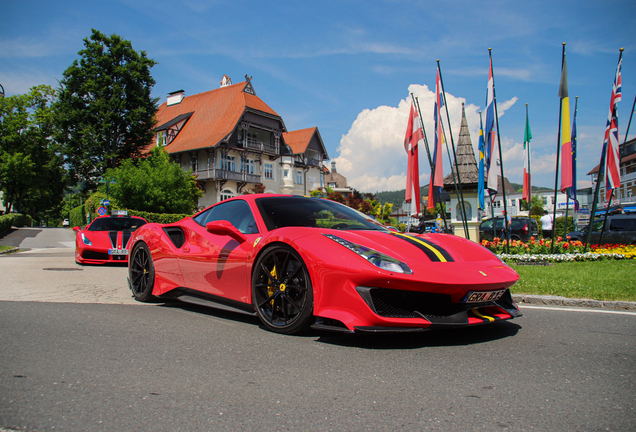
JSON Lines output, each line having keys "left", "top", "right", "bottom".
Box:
{"left": 252, "top": 245, "right": 314, "bottom": 334}
{"left": 129, "top": 242, "right": 155, "bottom": 302}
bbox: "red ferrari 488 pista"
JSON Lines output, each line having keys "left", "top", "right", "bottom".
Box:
{"left": 128, "top": 194, "right": 520, "bottom": 334}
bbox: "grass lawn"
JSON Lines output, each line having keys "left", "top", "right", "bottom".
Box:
{"left": 0, "top": 245, "right": 14, "bottom": 252}
{"left": 510, "top": 260, "right": 636, "bottom": 302}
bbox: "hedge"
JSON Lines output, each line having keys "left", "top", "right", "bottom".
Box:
{"left": 127, "top": 209, "right": 190, "bottom": 224}
{"left": 0, "top": 213, "right": 34, "bottom": 233}
{"left": 68, "top": 205, "right": 190, "bottom": 227}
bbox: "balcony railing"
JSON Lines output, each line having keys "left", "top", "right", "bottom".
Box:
{"left": 196, "top": 169, "right": 262, "bottom": 183}
{"left": 306, "top": 158, "right": 321, "bottom": 167}
{"left": 241, "top": 138, "right": 278, "bottom": 154}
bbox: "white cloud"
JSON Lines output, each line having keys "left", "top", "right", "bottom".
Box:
{"left": 335, "top": 84, "right": 519, "bottom": 193}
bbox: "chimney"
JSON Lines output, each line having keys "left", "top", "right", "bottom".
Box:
{"left": 167, "top": 90, "right": 185, "bottom": 106}
{"left": 220, "top": 75, "right": 232, "bottom": 87}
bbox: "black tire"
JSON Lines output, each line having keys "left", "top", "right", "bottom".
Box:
{"left": 129, "top": 242, "right": 155, "bottom": 302}
{"left": 252, "top": 245, "right": 314, "bottom": 334}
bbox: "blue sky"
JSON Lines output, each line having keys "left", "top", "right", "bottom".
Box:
{"left": 2, "top": 0, "right": 635, "bottom": 194}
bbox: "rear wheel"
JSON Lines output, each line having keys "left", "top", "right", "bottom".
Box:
{"left": 252, "top": 245, "right": 314, "bottom": 334}
{"left": 129, "top": 242, "right": 155, "bottom": 302}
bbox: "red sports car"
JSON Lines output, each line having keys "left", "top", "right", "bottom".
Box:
{"left": 74, "top": 212, "right": 147, "bottom": 264}
{"left": 128, "top": 194, "right": 520, "bottom": 334}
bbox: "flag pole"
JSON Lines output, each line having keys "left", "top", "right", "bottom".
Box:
{"left": 564, "top": 96, "right": 577, "bottom": 237}
{"left": 598, "top": 192, "right": 614, "bottom": 246}
{"left": 437, "top": 60, "right": 470, "bottom": 239}
{"left": 489, "top": 48, "right": 510, "bottom": 253}
{"left": 584, "top": 48, "right": 624, "bottom": 252}
{"left": 414, "top": 95, "right": 433, "bottom": 169}
{"left": 551, "top": 43, "right": 567, "bottom": 253}
{"left": 478, "top": 110, "right": 485, "bottom": 213}
{"left": 622, "top": 93, "right": 636, "bottom": 156}
{"left": 526, "top": 104, "right": 532, "bottom": 208}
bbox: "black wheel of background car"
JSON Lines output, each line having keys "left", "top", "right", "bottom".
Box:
{"left": 129, "top": 242, "right": 155, "bottom": 302}
{"left": 252, "top": 245, "right": 314, "bottom": 334}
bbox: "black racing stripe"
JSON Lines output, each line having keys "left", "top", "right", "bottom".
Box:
{"left": 108, "top": 231, "right": 117, "bottom": 248}
{"left": 415, "top": 237, "right": 454, "bottom": 262}
{"left": 391, "top": 234, "right": 443, "bottom": 262}
{"left": 123, "top": 231, "right": 132, "bottom": 247}
{"left": 390, "top": 233, "right": 455, "bottom": 262}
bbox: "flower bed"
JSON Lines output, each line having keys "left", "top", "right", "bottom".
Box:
{"left": 480, "top": 236, "right": 636, "bottom": 262}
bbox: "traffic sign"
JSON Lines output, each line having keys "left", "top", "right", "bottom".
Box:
{"left": 97, "top": 206, "right": 107, "bottom": 216}
{"left": 104, "top": 199, "right": 110, "bottom": 206}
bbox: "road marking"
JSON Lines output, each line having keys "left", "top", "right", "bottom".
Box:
{"left": 520, "top": 305, "right": 636, "bottom": 316}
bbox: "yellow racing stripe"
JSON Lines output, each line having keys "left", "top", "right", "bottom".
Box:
{"left": 472, "top": 309, "right": 495, "bottom": 323}
{"left": 394, "top": 233, "right": 447, "bottom": 262}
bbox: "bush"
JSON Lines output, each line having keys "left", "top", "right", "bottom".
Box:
{"left": 127, "top": 209, "right": 190, "bottom": 224}
{"left": 0, "top": 213, "right": 34, "bottom": 233}
{"left": 554, "top": 216, "right": 574, "bottom": 236}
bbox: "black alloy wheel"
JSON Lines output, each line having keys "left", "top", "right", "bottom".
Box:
{"left": 129, "top": 242, "right": 155, "bottom": 302}
{"left": 252, "top": 245, "right": 314, "bottom": 334}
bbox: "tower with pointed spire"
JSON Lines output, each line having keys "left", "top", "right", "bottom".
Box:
{"left": 443, "top": 104, "right": 481, "bottom": 240}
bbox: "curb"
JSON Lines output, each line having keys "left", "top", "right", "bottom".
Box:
{"left": 512, "top": 294, "right": 636, "bottom": 311}
{"left": 0, "top": 247, "right": 20, "bottom": 255}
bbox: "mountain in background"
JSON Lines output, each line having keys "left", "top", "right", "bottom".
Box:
{"left": 374, "top": 183, "right": 552, "bottom": 207}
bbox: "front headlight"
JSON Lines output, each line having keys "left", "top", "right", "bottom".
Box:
{"left": 324, "top": 234, "right": 412, "bottom": 274}
{"left": 81, "top": 232, "right": 92, "bottom": 246}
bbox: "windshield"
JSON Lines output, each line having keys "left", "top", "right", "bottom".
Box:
{"left": 88, "top": 217, "right": 146, "bottom": 232}
{"left": 255, "top": 196, "right": 387, "bottom": 231}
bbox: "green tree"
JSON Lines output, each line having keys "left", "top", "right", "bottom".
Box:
{"left": 54, "top": 29, "right": 158, "bottom": 187}
{"left": 0, "top": 85, "right": 65, "bottom": 217}
{"left": 530, "top": 195, "right": 544, "bottom": 216}
{"left": 104, "top": 147, "right": 202, "bottom": 214}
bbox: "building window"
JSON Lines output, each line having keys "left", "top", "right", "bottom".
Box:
{"left": 241, "top": 159, "right": 254, "bottom": 174}
{"left": 328, "top": 182, "right": 337, "bottom": 188}
{"left": 284, "top": 169, "right": 289, "bottom": 178}
{"left": 264, "top": 163, "right": 274, "bottom": 180}
{"left": 220, "top": 189, "right": 235, "bottom": 201}
{"left": 221, "top": 154, "right": 236, "bottom": 171}
{"left": 296, "top": 170, "right": 303, "bottom": 185}
{"left": 157, "top": 131, "right": 166, "bottom": 147}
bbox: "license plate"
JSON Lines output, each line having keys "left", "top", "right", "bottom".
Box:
{"left": 462, "top": 290, "right": 505, "bottom": 303}
{"left": 109, "top": 248, "right": 129, "bottom": 256}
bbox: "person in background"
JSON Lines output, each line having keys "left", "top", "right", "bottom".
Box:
{"left": 540, "top": 210, "right": 553, "bottom": 239}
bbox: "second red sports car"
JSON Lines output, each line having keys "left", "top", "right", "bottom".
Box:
{"left": 75, "top": 212, "right": 147, "bottom": 264}
{"left": 128, "top": 194, "right": 521, "bottom": 334}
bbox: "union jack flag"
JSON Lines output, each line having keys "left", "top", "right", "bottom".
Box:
{"left": 603, "top": 56, "right": 622, "bottom": 202}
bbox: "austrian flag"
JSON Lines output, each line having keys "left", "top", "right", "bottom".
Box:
{"left": 404, "top": 101, "right": 423, "bottom": 215}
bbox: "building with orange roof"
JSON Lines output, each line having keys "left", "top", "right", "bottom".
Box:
{"left": 152, "top": 75, "right": 329, "bottom": 208}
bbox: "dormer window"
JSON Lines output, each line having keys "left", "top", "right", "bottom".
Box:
{"left": 167, "top": 90, "right": 185, "bottom": 106}
{"left": 157, "top": 131, "right": 166, "bottom": 147}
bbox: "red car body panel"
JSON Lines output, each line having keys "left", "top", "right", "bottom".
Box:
{"left": 128, "top": 194, "right": 520, "bottom": 333}
{"left": 75, "top": 215, "right": 148, "bottom": 264}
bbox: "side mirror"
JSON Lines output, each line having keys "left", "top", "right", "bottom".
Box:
{"left": 73, "top": 226, "right": 81, "bottom": 233}
{"left": 206, "top": 220, "right": 247, "bottom": 243}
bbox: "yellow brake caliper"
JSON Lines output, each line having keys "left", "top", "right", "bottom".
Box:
{"left": 268, "top": 266, "right": 278, "bottom": 306}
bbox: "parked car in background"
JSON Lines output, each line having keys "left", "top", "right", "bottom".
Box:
{"left": 567, "top": 214, "right": 636, "bottom": 245}
{"left": 479, "top": 216, "right": 539, "bottom": 242}
{"left": 62, "top": 218, "right": 69, "bottom": 227}
{"left": 407, "top": 219, "right": 454, "bottom": 234}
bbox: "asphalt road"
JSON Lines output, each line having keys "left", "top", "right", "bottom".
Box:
{"left": 1, "top": 228, "right": 635, "bottom": 431}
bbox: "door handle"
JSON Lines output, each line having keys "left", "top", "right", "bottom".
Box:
{"left": 182, "top": 247, "right": 190, "bottom": 253}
